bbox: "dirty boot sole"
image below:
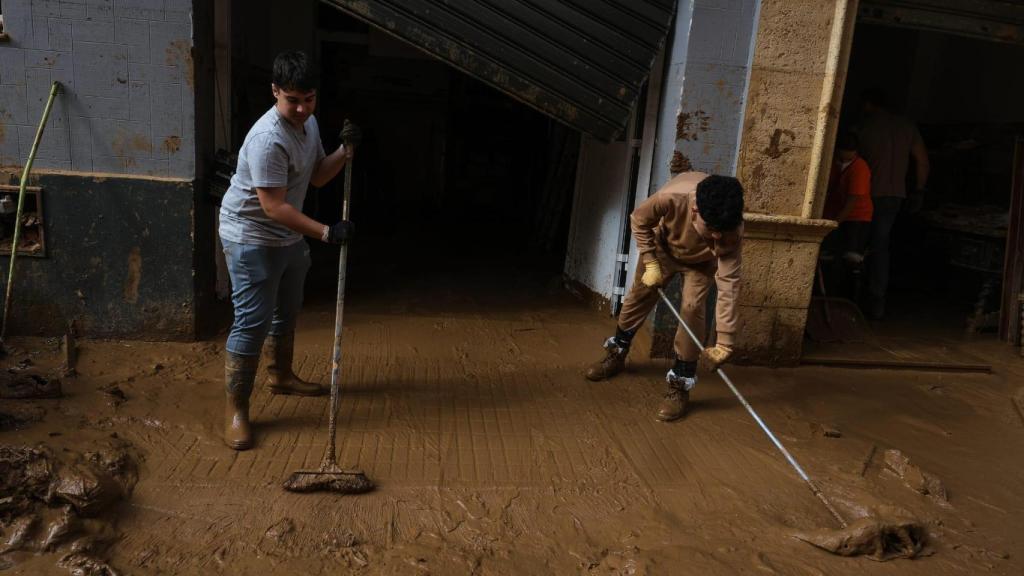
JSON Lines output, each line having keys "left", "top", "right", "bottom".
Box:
{"left": 225, "top": 437, "right": 253, "bottom": 451}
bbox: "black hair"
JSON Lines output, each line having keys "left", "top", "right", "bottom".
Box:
{"left": 695, "top": 175, "right": 744, "bottom": 232}
{"left": 272, "top": 50, "right": 318, "bottom": 92}
{"left": 836, "top": 130, "right": 859, "bottom": 152}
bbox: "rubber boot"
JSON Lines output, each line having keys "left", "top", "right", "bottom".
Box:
{"left": 656, "top": 367, "right": 696, "bottom": 422}
{"left": 585, "top": 336, "right": 629, "bottom": 381}
{"left": 224, "top": 352, "right": 258, "bottom": 450}
{"left": 263, "top": 332, "right": 325, "bottom": 396}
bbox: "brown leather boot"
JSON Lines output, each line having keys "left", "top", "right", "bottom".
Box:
{"left": 656, "top": 388, "right": 690, "bottom": 421}
{"left": 225, "top": 352, "right": 258, "bottom": 450}
{"left": 263, "top": 332, "right": 325, "bottom": 396}
{"left": 585, "top": 337, "right": 629, "bottom": 381}
{"left": 656, "top": 370, "right": 695, "bottom": 422}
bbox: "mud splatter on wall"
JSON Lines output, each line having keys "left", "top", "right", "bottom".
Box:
{"left": 676, "top": 110, "right": 710, "bottom": 142}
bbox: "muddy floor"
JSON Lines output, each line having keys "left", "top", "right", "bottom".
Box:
{"left": 2, "top": 274, "right": 1022, "bottom": 575}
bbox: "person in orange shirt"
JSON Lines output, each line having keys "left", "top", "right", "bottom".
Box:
{"left": 821, "top": 131, "right": 872, "bottom": 299}
{"left": 823, "top": 131, "right": 873, "bottom": 257}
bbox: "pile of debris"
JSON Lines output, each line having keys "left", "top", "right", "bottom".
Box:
{"left": 0, "top": 438, "right": 138, "bottom": 575}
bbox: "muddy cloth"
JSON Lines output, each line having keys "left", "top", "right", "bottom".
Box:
{"left": 624, "top": 172, "right": 742, "bottom": 352}
{"left": 795, "top": 516, "right": 927, "bottom": 561}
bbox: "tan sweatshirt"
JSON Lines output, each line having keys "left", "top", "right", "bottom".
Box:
{"left": 630, "top": 171, "right": 742, "bottom": 346}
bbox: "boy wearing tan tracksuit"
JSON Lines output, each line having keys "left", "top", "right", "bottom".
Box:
{"left": 586, "top": 172, "right": 744, "bottom": 421}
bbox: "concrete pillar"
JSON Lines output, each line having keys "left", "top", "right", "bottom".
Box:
{"left": 733, "top": 0, "right": 859, "bottom": 364}
{"left": 647, "top": 0, "right": 760, "bottom": 358}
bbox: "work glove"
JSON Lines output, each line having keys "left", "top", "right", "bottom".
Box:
{"left": 340, "top": 120, "right": 362, "bottom": 146}
{"left": 699, "top": 344, "right": 732, "bottom": 373}
{"left": 325, "top": 220, "right": 354, "bottom": 245}
{"left": 640, "top": 260, "right": 664, "bottom": 288}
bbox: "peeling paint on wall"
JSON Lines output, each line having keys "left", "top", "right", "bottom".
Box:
{"left": 110, "top": 132, "right": 154, "bottom": 159}
{"left": 163, "top": 136, "right": 182, "bottom": 155}
{"left": 166, "top": 40, "right": 195, "bottom": 90}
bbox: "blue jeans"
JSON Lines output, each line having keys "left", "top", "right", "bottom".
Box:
{"left": 868, "top": 196, "right": 903, "bottom": 299}
{"left": 222, "top": 239, "right": 311, "bottom": 356}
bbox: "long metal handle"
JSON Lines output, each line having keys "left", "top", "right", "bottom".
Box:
{"left": 325, "top": 149, "right": 354, "bottom": 468}
{"left": 2, "top": 81, "right": 61, "bottom": 343}
{"left": 656, "top": 288, "right": 847, "bottom": 527}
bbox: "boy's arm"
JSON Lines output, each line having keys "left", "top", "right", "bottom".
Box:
{"left": 630, "top": 192, "right": 672, "bottom": 262}
{"left": 713, "top": 236, "right": 742, "bottom": 350}
{"left": 256, "top": 186, "right": 329, "bottom": 239}
{"left": 310, "top": 144, "right": 351, "bottom": 188}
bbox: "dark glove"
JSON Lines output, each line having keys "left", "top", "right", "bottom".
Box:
{"left": 326, "top": 220, "right": 354, "bottom": 244}
{"left": 340, "top": 120, "right": 362, "bottom": 146}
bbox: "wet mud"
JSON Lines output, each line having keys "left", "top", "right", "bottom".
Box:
{"left": 884, "top": 449, "right": 949, "bottom": 504}
{"left": 1, "top": 278, "right": 1022, "bottom": 574}
{"left": 2, "top": 358, "right": 62, "bottom": 399}
{"left": 0, "top": 439, "right": 137, "bottom": 574}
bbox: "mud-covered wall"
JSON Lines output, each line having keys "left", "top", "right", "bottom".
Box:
{"left": 667, "top": 0, "right": 760, "bottom": 180}
{"left": 0, "top": 1, "right": 203, "bottom": 340}
{"left": 0, "top": 172, "right": 196, "bottom": 339}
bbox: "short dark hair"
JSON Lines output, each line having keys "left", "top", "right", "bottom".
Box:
{"left": 696, "top": 175, "right": 744, "bottom": 231}
{"left": 273, "top": 50, "right": 318, "bottom": 92}
{"left": 836, "top": 130, "right": 859, "bottom": 152}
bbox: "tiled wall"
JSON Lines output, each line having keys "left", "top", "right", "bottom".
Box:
{"left": 0, "top": 0, "right": 194, "bottom": 178}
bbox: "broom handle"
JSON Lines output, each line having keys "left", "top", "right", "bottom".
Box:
{"left": 325, "top": 144, "right": 353, "bottom": 467}
{"left": 2, "top": 81, "right": 61, "bottom": 342}
{"left": 656, "top": 288, "right": 847, "bottom": 527}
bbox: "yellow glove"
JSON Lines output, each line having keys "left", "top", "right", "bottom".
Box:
{"left": 699, "top": 344, "right": 732, "bottom": 372}
{"left": 640, "top": 260, "right": 663, "bottom": 287}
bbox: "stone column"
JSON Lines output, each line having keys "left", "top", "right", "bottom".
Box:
{"left": 732, "top": 0, "right": 859, "bottom": 365}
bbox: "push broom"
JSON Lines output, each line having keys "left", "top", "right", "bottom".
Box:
{"left": 283, "top": 121, "right": 373, "bottom": 494}
{"left": 656, "top": 288, "right": 924, "bottom": 559}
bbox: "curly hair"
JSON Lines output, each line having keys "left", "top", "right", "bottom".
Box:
{"left": 695, "top": 175, "right": 744, "bottom": 231}
{"left": 273, "top": 50, "right": 318, "bottom": 92}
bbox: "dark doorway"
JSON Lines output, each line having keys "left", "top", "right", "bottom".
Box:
{"left": 305, "top": 6, "right": 580, "bottom": 312}
{"left": 806, "top": 21, "right": 1024, "bottom": 364}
